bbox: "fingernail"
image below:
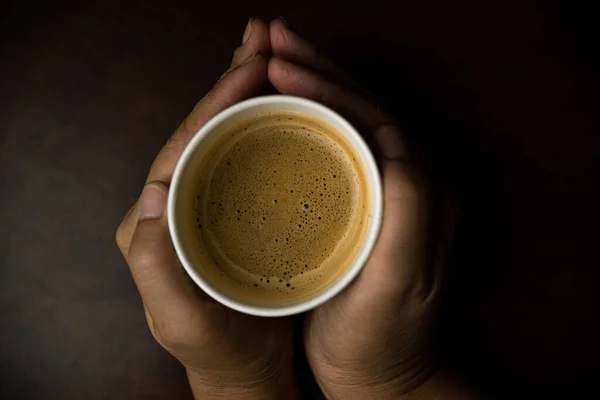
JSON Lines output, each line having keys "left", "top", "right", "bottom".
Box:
{"left": 375, "top": 125, "right": 406, "bottom": 160}
{"left": 278, "top": 16, "right": 289, "bottom": 28}
{"left": 140, "top": 183, "right": 167, "bottom": 221}
{"left": 242, "top": 18, "right": 253, "bottom": 45}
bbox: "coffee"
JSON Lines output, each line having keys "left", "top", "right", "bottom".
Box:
{"left": 192, "top": 111, "right": 371, "bottom": 304}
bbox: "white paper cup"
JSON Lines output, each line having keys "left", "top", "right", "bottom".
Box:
{"left": 168, "top": 95, "right": 383, "bottom": 317}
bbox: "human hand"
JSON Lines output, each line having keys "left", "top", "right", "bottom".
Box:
{"left": 116, "top": 19, "right": 298, "bottom": 400}
{"left": 268, "top": 19, "right": 443, "bottom": 399}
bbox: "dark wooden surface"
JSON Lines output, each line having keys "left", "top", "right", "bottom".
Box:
{"left": 1, "top": 0, "right": 598, "bottom": 398}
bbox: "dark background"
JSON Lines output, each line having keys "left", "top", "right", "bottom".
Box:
{"left": 1, "top": 0, "right": 598, "bottom": 398}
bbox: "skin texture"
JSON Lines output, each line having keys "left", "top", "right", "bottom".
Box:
{"left": 268, "top": 18, "right": 437, "bottom": 399}
{"left": 117, "top": 17, "right": 477, "bottom": 400}
{"left": 268, "top": 19, "right": 478, "bottom": 399}
{"left": 116, "top": 19, "right": 299, "bottom": 400}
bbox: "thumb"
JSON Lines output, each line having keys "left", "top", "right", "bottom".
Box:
{"left": 358, "top": 126, "right": 430, "bottom": 299}
{"left": 127, "top": 182, "right": 200, "bottom": 324}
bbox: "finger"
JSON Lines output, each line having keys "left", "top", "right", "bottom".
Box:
{"left": 116, "top": 202, "right": 136, "bottom": 256}
{"left": 126, "top": 182, "right": 200, "bottom": 323}
{"left": 269, "top": 18, "right": 354, "bottom": 85}
{"left": 268, "top": 57, "right": 395, "bottom": 134}
{"left": 230, "top": 18, "right": 271, "bottom": 69}
{"left": 364, "top": 161, "right": 427, "bottom": 291}
{"left": 120, "top": 55, "right": 268, "bottom": 252}
{"left": 148, "top": 53, "right": 268, "bottom": 184}
{"left": 116, "top": 22, "right": 269, "bottom": 254}
{"left": 151, "top": 18, "right": 271, "bottom": 184}
{"left": 358, "top": 125, "right": 430, "bottom": 300}
{"left": 269, "top": 58, "right": 429, "bottom": 299}
{"left": 270, "top": 18, "right": 381, "bottom": 105}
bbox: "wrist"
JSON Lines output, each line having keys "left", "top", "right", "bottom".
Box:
{"left": 314, "top": 354, "right": 435, "bottom": 400}
{"left": 186, "top": 366, "right": 300, "bottom": 400}
{"left": 318, "top": 369, "right": 435, "bottom": 400}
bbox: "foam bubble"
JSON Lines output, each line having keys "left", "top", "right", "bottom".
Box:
{"left": 195, "top": 111, "right": 368, "bottom": 297}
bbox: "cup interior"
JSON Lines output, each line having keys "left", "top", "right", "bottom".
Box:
{"left": 168, "top": 95, "right": 383, "bottom": 317}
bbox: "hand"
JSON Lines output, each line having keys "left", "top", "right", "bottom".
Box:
{"left": 268, "top": 19, "right": 443, "bottom": 399}
{"left": 116, "top": 19, "right": 298, "bottom": 400}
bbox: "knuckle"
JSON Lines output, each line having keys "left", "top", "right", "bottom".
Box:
{"left": 115, "top": 223, "right": 125, "bottom": 250}
{"left": 127, "top": 240, "right": 158, "bottom": 272}
{"left": 115, "top": 220, "right": 130, "bottom": 255}
{"left": 178, "top": 116, "right": 196, "bottom": 142}
{"left": 275, "top": 58, "right": 293, "bottom": 78}
{"left": 275, "top": 29, "right": 292, "bottom": 48}
{"left": 387, "top": 165, "right": 422, "bottom": 201}
{"left": 231, "top": 46, "right": 245, "bottom": 65}
{"left": 116, "top": 203, "right": 138, "bottom": 254}
{"left": 152, "top": 322, "right": 189, "bottom": 350}
{"left": 144, "top": 312, "right": 167, "bottom": 348}
{"left": 390, "top": 162, "right": 428, "bottom": 200}
{"left": 149, "top": 323, "right": 170, "bottom": 348}
{"left": 400, "top": 171, "right": 421, "bottom": 198}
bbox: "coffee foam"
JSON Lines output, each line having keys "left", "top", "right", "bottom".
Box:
{"left": 193, "top": 111, "right": 370, "bottom": 302}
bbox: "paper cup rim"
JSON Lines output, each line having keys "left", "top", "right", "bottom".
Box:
{"left": 168, "top": 95, "right": 383, "bottom": 317}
